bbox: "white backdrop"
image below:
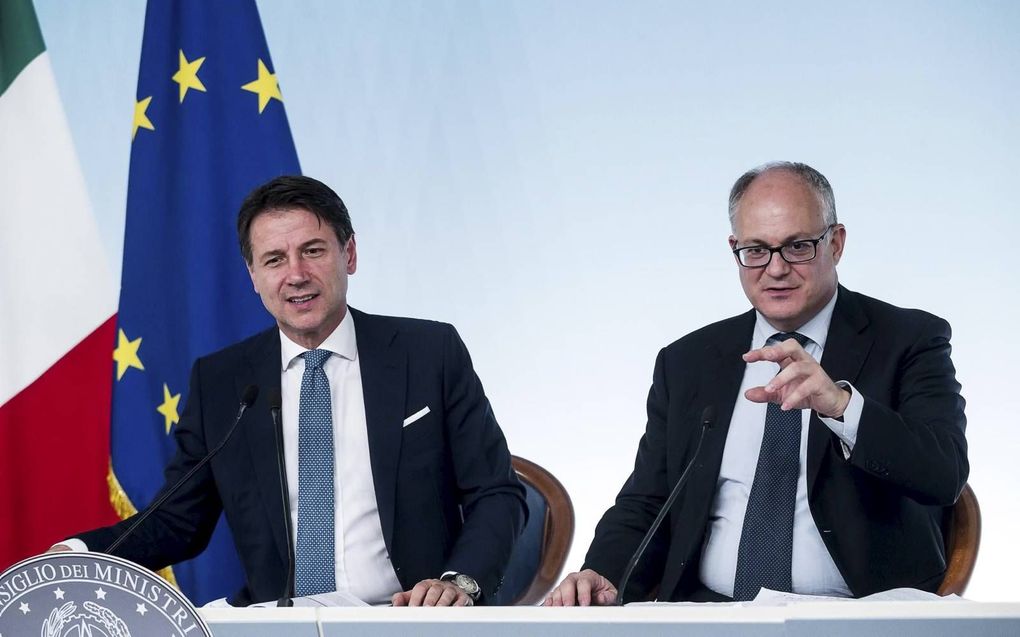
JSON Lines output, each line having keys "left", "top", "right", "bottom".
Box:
{"left": 34, "top": 0, "right": 1019, "bottom": 601}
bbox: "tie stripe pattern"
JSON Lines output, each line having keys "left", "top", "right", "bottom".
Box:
{"left": 732, "top": 332, "right": 809, "bottom": 601}
{"left": 294, "top": 349, "right": 336, "bottom": 596}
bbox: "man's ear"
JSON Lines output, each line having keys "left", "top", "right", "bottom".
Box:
{"left": 247, "top": 261, "right": 259, "bottom": 292}
{"left": 829, "top": 224, "right": 846, "bottom": 265}
{"left": 346, "top": 235, "right": 358, "bottom": 275}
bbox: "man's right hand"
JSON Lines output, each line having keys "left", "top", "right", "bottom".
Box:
{"left": 45, "top": 544, "right": 72, "bottom": 553}
{"left": 542, "top": 569, "right": 618, "bottom": 606}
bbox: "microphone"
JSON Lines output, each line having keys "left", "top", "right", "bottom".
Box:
{"left": 269, "top": 388, "right": 296, "bottom": 607}
{"left": 105, "top": 385, "right": 259, "bottom": 554}
{"left": 615, "top": 405, "right": 716, "bottom": 605}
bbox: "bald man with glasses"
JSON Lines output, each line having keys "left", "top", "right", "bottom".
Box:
{"left": 547, "top": 162, "right": 968, "bottom": 605}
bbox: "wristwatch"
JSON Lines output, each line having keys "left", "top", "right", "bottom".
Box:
{"left": 440, "top": 572, "right": 481, "bottom": 601}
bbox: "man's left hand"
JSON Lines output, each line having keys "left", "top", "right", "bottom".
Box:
{"left": 391, "top": 579, "right": 474, "bottom": 607}
{"left": 743, "top": 339, "right": 850, "bottom": 417}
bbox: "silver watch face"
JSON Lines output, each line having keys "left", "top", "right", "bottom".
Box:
{"left": 453, "top": 573, "right": 480, "bottom": 596}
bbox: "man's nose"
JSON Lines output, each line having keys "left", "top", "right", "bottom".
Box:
{"left": 765, "top": 251, "right": 791, "bottom": 278}
{"left": 283, "top": 258, "right": 309, "bottom": 285}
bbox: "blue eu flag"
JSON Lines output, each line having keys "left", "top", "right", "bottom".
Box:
{"left": 110, "top": 0, "right": 300, "bottom": 603}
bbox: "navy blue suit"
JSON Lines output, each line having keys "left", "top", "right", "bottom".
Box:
{"left": 78, "top": 308, "right": 526, "bottom": 605}
{"left": 583, "top": 287, "right": 968, "bottom": 601}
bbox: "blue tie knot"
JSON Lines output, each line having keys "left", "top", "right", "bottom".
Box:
{"left": 302, "top": 349, "right": 331, "bottom": 370}
{"left": 770, "top": 332, "right": 809, "bottom": 347}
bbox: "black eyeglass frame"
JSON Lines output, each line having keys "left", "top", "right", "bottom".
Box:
{"left": 731, "top": 224, "right": 837, "bottom": 268}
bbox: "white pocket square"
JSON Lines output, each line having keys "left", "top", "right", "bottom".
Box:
{"left": 402, "top": 406, "right": 431, "bottom": 427}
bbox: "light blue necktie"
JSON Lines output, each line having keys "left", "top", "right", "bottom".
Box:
{"left": 294, "top": 349, "right": 336, "bottom": 596}
{"left": 732, "top": 332, "right": 809, "bottom": 601}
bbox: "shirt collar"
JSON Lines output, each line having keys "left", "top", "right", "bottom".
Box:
{"left": 279, "top": 309, "right": 358, "bottom": 371}
{"left": 752, "top": 287, "right": 838, "bottom": 350}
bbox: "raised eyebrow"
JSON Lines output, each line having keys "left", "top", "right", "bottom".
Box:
{"left": 257, "top": 248, "right": 286, "bottom": 262}
{"left": 257, "top": 239, "right": 328, "bottom": 262}
{"left": 739, "top": 232, "right": 816, "bottom": 247}
{"left": 299, "top": 238, "right": 328, "bottom": 250}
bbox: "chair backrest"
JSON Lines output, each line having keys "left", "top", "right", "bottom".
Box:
{"left": 490, "top": 455, "right": 575, "bottom": 605}
{"left": 937, "top": 483, "right": 981, "bottom": 596}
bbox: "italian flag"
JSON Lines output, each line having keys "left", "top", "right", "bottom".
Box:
{"left": 0, "top": 0, "right": 118, "bottom": 569}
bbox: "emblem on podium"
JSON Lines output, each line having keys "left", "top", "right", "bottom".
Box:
{"left": 0, "top": 552, "right": 212, "bottom": 636}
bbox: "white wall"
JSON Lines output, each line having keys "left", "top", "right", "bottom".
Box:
{"left": 35, "top": 0, "right": 1019, "bottom": 601}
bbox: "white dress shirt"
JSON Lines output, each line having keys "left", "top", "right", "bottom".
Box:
{"left": 279, "top": 310, "right": 402, "bottom": 605}
{"left": 699, "top": 290, "right": 865, "bottom": 598}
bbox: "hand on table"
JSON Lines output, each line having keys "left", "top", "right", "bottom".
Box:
{"left": 543, "top": 569, "right": 618, "bottom": 606}
{"left": 391, "top": 579, "right": 473, "bottom": 607}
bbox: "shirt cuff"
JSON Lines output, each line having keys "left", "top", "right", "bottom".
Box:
{"left": 818, "top": 380, "right": 863, "bottom": 459}
{"left": 53, "top": 538, "right": 89, "bottom": 552}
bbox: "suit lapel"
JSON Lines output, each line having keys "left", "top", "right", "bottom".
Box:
{"left": 691, "top": 311, "right": 756, "bottom": 491}
{"left": 809, "top": 286, "right": 872, "bottom": 493}
{"left": 661, "top": 311, "right": 754, "bottom": 601}
{"left": 238, "top": 328, "right": 290, "bottom": 566}
{"left": 350, "top": 308, "right": 406, "bottom": 553}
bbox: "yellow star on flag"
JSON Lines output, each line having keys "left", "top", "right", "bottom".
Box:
{"left": 113, "top": 329, "right": 144, "bottom": 380}
{"left": 156, "top": 383, "right": 182, "bottom": 434}
{"left": 171, "top": 49, "right": 207, "bottom": 103}
{"left": 241, "top": 58, "right": 283, "bottom": 113}
{"left": 132, "top": 96, "right": 155, "bottom": 140}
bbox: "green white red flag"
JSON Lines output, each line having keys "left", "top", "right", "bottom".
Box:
{"left": 0, "top": 0, "right": 119, "bottom": 570}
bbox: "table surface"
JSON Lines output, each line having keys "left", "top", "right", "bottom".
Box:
{"left": 201, "top": 601, "right": 1020, "bottom": 637}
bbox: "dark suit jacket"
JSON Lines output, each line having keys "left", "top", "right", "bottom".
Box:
{"left": 78, "top": 308, "right": 527, "bottom": 605}
{"left": 583, "top": 286, "right": 968, "bottom": 602}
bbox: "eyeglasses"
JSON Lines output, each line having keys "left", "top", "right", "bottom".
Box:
{"left": 732, "top": 224, "right": 836, "bottom": 268}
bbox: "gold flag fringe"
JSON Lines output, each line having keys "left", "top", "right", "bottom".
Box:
{"left": 107, "top": 460, "right": 179, "bottom": 588}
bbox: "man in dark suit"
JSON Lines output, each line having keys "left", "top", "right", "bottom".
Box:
{"left": 546, "top": 162, "right": 968, "bottom": 605}
{"left": 58, "top": 176, "right": 526, "bottom": 607}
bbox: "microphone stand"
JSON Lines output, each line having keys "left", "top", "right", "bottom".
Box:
{"left": 270, "top": 389, "right": 296, "bottom": 607}
{"left": 616, "top": 406, "right": 715, "bottom": 605}
{"left": 106, "top": 385, "right": 260, "bottom": 554}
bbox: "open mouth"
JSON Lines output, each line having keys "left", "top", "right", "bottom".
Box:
{"left": 287, "top": 293, "right": 318, "bottom": 305}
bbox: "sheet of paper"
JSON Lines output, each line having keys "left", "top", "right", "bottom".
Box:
{"left": 750, "top": 587, "right": 963, "bottom": 606}
{"left": 861, "top": 588, "right": 964, "bottom": 603}
{"left": 627, "top": 587, "right": 964, "bottom": 607}
{"left": 251, "top": 591, "right": 369, "bottom": 608}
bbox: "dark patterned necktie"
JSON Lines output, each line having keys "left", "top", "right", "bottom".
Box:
{"left": 294, "top": 349, "right": 336, "bottom": 596}
{"left": 732, "top": 332, "right": 809, "bottom": 601}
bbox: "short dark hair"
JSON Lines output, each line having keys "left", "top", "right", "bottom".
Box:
{"left": 728, "top": 161, "right": 837, "bottom": 230}
{"left": 237, "top": 175, "right": 355, "bottom": 264}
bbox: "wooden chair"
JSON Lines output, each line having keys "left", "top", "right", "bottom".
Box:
{"left": 491, "top": 456, "right": 575, "bottom": 605}
{"left": 937, "top": 483, "right": 981, "bottom": 596}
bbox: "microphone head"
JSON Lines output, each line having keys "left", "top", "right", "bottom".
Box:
{"left": 268, "top": 388, "right": 282, "bottom": 411}
{"left": 241, "top": 384, "right": 260, "bottom": 407}
{"left": 700, "top": 405, "right": 716, "bottom": 429}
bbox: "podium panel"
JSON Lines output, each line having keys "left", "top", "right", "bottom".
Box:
{"left": 200, "top": 602, "right": 1020, "bottom": 637}
{"left": 318, "top": 606, "right": 785, "bottom": 637}
{"left": 202, "top": 607, "right": 319, "bottom": 637}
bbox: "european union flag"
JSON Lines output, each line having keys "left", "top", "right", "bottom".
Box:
{"left": 111, "top": 0, "right": 300, "bottom": 603}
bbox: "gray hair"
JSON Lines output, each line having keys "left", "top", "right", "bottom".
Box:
{"left": 728, "top": 161, "right": 837, "bottom": 230}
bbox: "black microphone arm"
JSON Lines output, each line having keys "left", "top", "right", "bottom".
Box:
{"left": 105, "top": 384, "right": 260, "bottom": 554}
{"left": 269, "top": 388, "right": 297, "bottom": 607}
{"left": 615, "top": 405, "right": 716, "bottom": 605}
